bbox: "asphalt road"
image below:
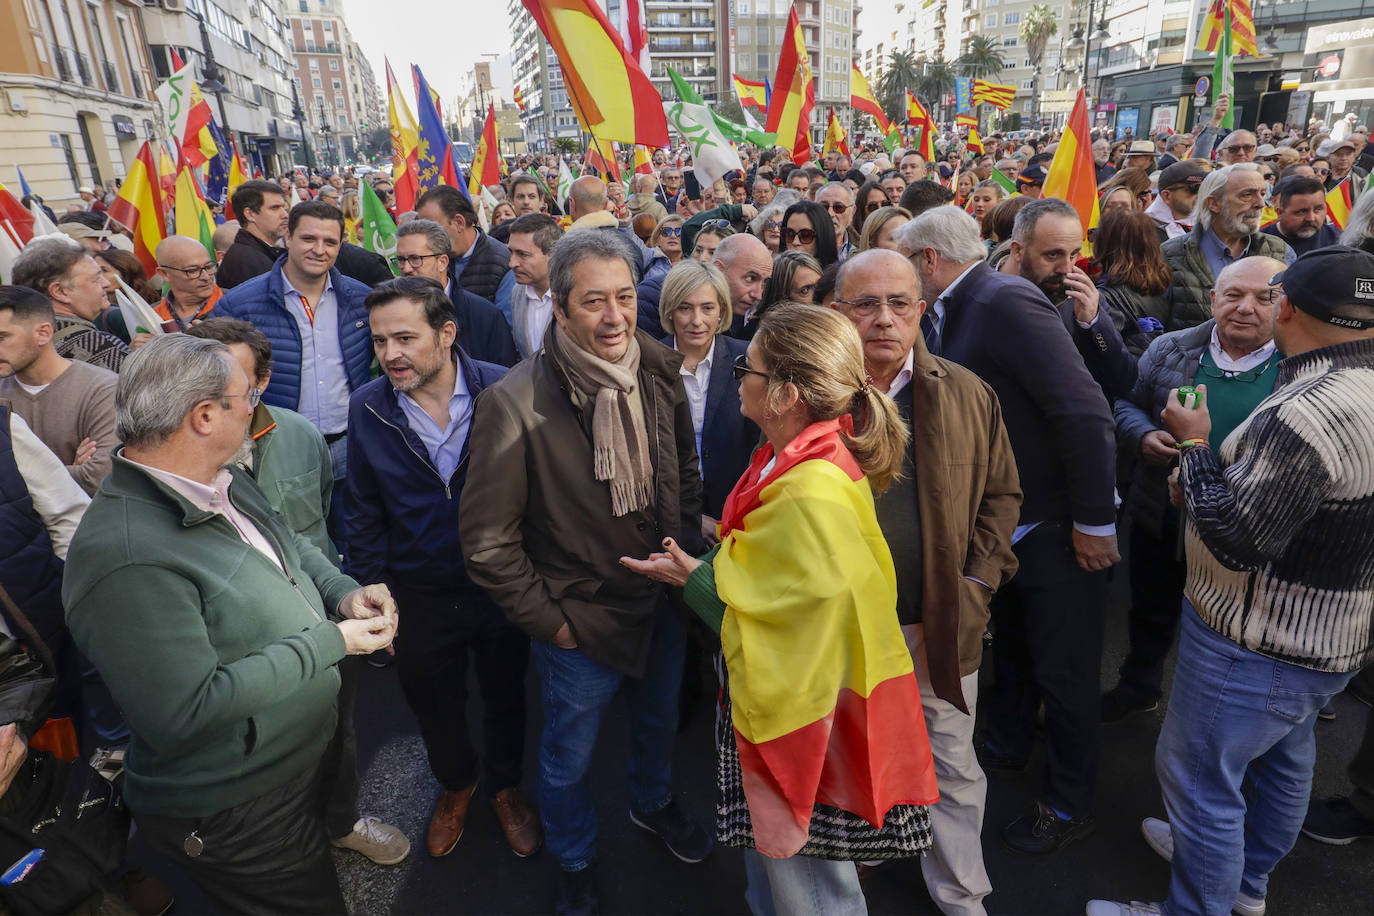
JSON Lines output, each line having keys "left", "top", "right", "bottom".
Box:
{"left": 130, "top": 566, "right": 1374, "bottom": 915}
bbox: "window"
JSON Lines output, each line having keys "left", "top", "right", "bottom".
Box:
{"left": 332, "top": 78, "right": 341, "bottom": 90}
{"left": 338, "top": 113, "right": 347, "bottom": 126}
{"left": 1003, "top": 11, "right": 1020, "bottom": 23}
{"left": 1003, "top": 35, "right": 1017, "bottom": 45}
{"left": 329, "top": 59, "right": 338, "bottom": 70}
{"left": 335, "top": 96, "right": 344, "bottom": 108}
{"left": 312, "top": 76, "right": 321, "bottom": 87}
{"left": 1020, "top": 77, "right": 1033, "bottom": 88}
{"left": 986, "top": 14, "right": 997, "bottom": 26}
{"left": 309, "top": 57, "right": 318, "bottom": 69}
{"left": 739, "top": 25, "right": 751, "bottom": 42}
{"left": 757, "top": 53, "right": 769, "bottom": 69}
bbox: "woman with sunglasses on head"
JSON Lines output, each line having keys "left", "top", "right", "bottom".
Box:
{"left": 781, "top": 201, "right": 838, "bottom": 267}
{"left": 621, "top": 303, "right": 937, "bottom": 916}
{"left": 692, "top": 221, "right": 735, "bottom": 263}
{"left": 749, "top": 191, "right": 801, "bottom": 254}
{"left": 854, "top": 180, "right": 890, "bottom": 228}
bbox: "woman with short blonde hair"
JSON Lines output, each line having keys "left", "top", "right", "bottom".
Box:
{"left": 859, "top": 206, "right": 912, "bottom": 252}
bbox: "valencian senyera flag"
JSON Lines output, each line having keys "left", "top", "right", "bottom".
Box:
{"left": 971, "top": 79, "right": 1016, "bottom": 110}
{"left": 712, "top": 418, "right": 939, "bottom": 857}
{"left": 1198, "top": 0, "right": 1258, "bottom": 57}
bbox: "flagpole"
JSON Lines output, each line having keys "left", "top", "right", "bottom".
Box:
{"left": 561, "top": 78, "right": 615, "bottom": 183}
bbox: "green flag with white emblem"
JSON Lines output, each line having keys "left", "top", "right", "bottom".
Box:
{"left": 359, "top": 180, "right": 398, "bottom": 274}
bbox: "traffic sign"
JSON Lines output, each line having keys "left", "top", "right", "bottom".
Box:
{"left": 1195, "top": 76, "right": 1210, "bottom": 98}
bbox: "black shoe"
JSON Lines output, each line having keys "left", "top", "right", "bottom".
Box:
{"left": 1001, "top": 801, "right": 1096, "bottom": 855}
{"left": 1302, "top": 796, "right": 1374, "bottom": 845}
{"left": 556, "top": 863, "right": 598, "bottom": 916}
{"left": 1347, "top": 675, "right": 1374, "bottom": 708}
{"left": 1101, "top": 688, "right": 1160, "bottom": 724}
{"left": 974, "top": 736, "right": 1028, "bottom": 773}
{"left": 629, "top": 797, "right": 714, "bottom": 863}
{"left": 1318, "top": 700, "right": 1337, "bottom": 721}
{"left": 366, "top": 649, "right": 395, "bottom": 669}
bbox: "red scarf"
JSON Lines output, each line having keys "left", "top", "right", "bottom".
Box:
{"left": 718, "top": 416, "right": 862, "bottom": 539}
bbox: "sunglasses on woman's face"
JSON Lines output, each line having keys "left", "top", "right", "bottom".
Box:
{"left": 1315, "top": 167, "right": 1331, "bottom": 175}
{"left": 783, "top": 227, "right": 817, "bottom": 244}
{"left": 659, "top": 226, "right": 682, "bottom": 237}
{"left": 765, "top": 220, "right": 781, "bottom": 231}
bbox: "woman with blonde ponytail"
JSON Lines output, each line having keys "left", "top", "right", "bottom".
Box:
{"left": 622, "top": 303, "right": 937, "bottom": 915}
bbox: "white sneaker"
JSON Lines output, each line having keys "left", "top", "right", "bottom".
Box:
{"left": 1137, "top": 818, "right": 1268, "bottom": 916}
{"left": 331, "top": 816, "right": 411, "bottom": 865}
{"left": 1086, "top": 901, "right": 1162, "bottom": 916}
{"left": 1142, "top": 817, "right": 1174, "bottom": 862}
{"left": 88, "top": 746, "right": 125, "bottom": 782}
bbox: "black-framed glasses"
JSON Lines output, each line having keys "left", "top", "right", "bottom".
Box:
{"left": 658, "top": 226, "right": 683, "bottom": 237}
{"left": 221, "top": 387, "right": 262, "bottom": 408}
{"left": 834, "top": 296, "right": 917, "bottom": 316}
{"left": 161, "top": 263, "right": 217, "bottom": 279}
{"left": 783, "top": 227, "right": 817, "bottom": 244}
{"left": 388, "top": 252, "right": 446, "bottom": 269}
{"left": 732, "top": 353, "right": 769, "bottom": 381}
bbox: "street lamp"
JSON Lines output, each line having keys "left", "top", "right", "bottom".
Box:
{"left": 190, "top": 11, "right": 231, "bottom": 134}
{"left": 290, "top": 79, "right": 313, "bottom": 170}
{"left": 1260, "top": 4, "right": 1281, "bottom": 54}
{"left": 1066, "top": 0, "right": 1111, "bottom": 107}
{"left": 317, "top": 97, "right": 334, "bottom": 170}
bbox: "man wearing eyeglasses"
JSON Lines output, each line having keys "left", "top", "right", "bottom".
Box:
{"left": 1146, "top": 160, "right": 1210, "bottom": 240}
{"left": 816, "top": 182, "right": 859, "bottom": 259}
{"left": 390, "top": 220, "right": 517, "bottom": 367}
{"left": 154, "top": 236, "right": 223, "bottom": 331}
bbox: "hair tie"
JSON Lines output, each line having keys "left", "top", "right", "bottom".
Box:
{"left": 858, "top": 374, "right": 875, "bottom": 396}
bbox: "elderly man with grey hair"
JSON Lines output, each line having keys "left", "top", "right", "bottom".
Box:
{"left": 1161, "top": 163, "right": 1292, "bottom": 330}
{"left": 815, "top": 181, "right": 859, "bottom": 258}
{"left": 11, "top": 235, "right": 126, "bottom": 372}
{"left": 460, "top": 228, "right": 709, "bottom": 914}
{"left": 896, "top": 206, "right": 1120, "bottom": 857}
{"left": 392, "top": 219, "right": 517, "bottom": 366}
{"left": 61, "top": 333, "right": 398, "bottom": 912}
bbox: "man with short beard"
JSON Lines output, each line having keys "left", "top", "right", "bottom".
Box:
{"left": 345, "top": 277, "right": 539, "bottom": 861}
{"left": 1262, "top": 175, "right": 1343, "bottom": 256}
{"left": 1161, "top": 163, "right": 1293, "bottom": 329}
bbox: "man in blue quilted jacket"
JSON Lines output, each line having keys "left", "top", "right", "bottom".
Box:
{"left": 215, "top": 200, "right": 373, "bottom": 561}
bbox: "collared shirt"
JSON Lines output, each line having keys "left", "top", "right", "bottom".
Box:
{"left": 1200, "top": 227, "right": 1296, "bottom": 278}
{"left": 883, "top": 348, "right": 916, "bottom": 399}
{"left": 674, "top": 343, "right": 714, "bottom": 459}
{"left": 395, "top": 359, "right": 472, "bottom": 483}
{"left": 1144, "top": 195, "right": 1190, "bottom": 239}
{"left": 1209, "top": 325, "right": 1277, "bottom": 374}
{"left": 930, "top": 261, "right": 982, "bottom": 335}
{"left": 130, "top": 460, "right": 284, "bottom": 572}
{"left": 516, "top": 282, "right": 554, "bottom": 356}
{"left": 281, "top": 271, "right": 350, "bottom": 435}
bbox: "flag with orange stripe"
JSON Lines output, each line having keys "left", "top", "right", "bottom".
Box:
{"left": 1326, "top": 179, "right": 1354, "bottom": 231}
{"left": 1197, "top": 0, "right": 1258, "bottom": 57}
{"left": 765, "top": 3, "right": 816, "bottom": 164}
{"left": 1042, "top": 88, "right": 1100, "bottom": 242}
{"left": 109, "top": 142, "right": 166, "bottom": 277}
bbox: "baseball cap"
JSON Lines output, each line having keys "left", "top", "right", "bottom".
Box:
{"left": 1017, "top": 163, "right": 1048, "bottom": 186}
{"left": 1269, "top": 247, "right": 1374, "bottom": 330}
{"left": 1158, "top": 159, "right": 1211, "bottom": 191}
{"left": 1316, "top": 137, "right": 1357, "bottom": 157}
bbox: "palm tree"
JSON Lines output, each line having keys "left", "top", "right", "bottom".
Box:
{"left": 917, "top": 58, "right": 958, "bottom": 122}
{"left": 1020, "top": 3, "right": 1058, "bottom": 125}
{"left": 878, "top": 49, "right": 921, "bottom": 129}
{"left": 959, "top": 34, "right": 1006, "bottom": 79}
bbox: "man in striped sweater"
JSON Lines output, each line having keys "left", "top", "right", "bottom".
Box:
{"left": 1089, "top": 245, "right": 1374, "bottom": 916}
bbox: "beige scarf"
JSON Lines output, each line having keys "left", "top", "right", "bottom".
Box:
{"left": 552, "top": 323, "right": 653, "bottom": 516}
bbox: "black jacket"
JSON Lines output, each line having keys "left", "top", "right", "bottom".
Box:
{"left": 447, "top": 282, "right": 519, "bottom": 367}
{"left": 1055, "top": 300, "right": 1138, "bottom": 403}
{"left": 665, "top": 335, "right": 759, "bottom": 518}
{"left": 454, "top": 229, "right": 512, "bottom": 303}
{"left": 939, "top": 262, "right": 1117, "bottom": 528}
{"left": 216, "top": 228, "right": 282, "bottom": 290}
{"left": 334, "top": 242, "right": 393, "bottom": 287}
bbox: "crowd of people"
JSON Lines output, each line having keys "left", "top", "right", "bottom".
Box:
{"left": 0, "top": 97, "right": 1371, "bottom": 916}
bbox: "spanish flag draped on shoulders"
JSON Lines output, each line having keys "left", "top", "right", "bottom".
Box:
{"left": 688, "top": 416, "right": 938, "bottom": 859}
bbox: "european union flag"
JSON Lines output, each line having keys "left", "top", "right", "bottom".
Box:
{"left": 204, "top": 117, "right": 232, "bottom": 207}
{"left": 412, "top": 65, "right": 469, "bottom": 201}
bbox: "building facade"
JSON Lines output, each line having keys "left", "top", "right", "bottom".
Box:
{"left": 0, "top": 0, "right": 161, "bottom": 206}
{"left": 287, "top": 0, "right": 382, "bottom": 167}
{"left": 508, "top": 0, "right": 580, "bottom": 151}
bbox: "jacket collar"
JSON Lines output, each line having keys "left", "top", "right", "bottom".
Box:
{"left": 106, "top": 448, "right": 264, "bottom": 528}
{"left": 234, "top": 227, "right": 283, "bottom": 258}
{"left": 542, "top": 323, "right": 684, "bottom": 393}
{"left": 361, "top": 345, "right": 489, "bottom": 419}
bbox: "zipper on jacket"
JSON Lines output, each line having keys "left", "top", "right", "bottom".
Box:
{"left": 365, "top": 402, "right": 454, "bottom": 499}
{"left": 208, "top": 511, "right": 326, "bottom": 623}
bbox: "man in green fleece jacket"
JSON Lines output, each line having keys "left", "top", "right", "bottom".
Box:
{"left": 62, "top": 334, "right": 398, "bottom": 913}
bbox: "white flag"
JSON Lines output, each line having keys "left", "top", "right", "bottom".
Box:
{"left": 557, "top": 158, "right": 575, "bottom": 210}
{"left": 663, "top": 99, "right": 743, "bottom": 190}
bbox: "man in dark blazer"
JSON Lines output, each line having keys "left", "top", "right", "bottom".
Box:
{"left": 392, "top": 220, "right": 518, "bottom": 367}
{"left": 898, "top": 206, "right": 1120, "bottom": 856}
{"left": 834, "top": 249, "right": 1023, "bottom": 911}
{"left": 335, "top": 241, "right": 394, "bottom": 287}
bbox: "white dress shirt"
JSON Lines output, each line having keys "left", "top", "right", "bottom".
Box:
{"left": 130, "top": 460, "right": 285, "bottom": 572}
{"left": 1209, "top": 325, "right": 1277, "bottom": 374}
{"left": 675, "top": 343, "right": 714, "bottom": 459}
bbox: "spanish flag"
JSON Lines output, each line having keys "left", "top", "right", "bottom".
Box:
{"left": 713, "top": 418, "right": 939, "bottom": 857}
{"left": 1327, "top": 178, "right": 1354, "bottom": 231}
{"left": 971, "top": 79, "right": 1016, "bottom": 110}
{"left": 514, "top": 85, "right": 527, "bottom": 113}
{"left": 956, "top": 112, "right": 977, "bottom": 129}
{"left": 109, "top": 142, "right": 165, "bottom": 277}
{"left": 469, "top": 104, "right": 502, "bottom": 197}
{"left": 158, "top": 49, "right": 219, "bottom": 168}
{"left": 1042, "top": 88, "right": 1100, "bottom": 243}
{"left": 386, "top": 59, "right": 420, "bottom": 214}
{"left": 907, "top": 92, "right": 936, "bottom": 161}
{"left": 765, "top": 3, "right": 816, "bottom": 165}
{"left": 222, "top": 143, "right": 248, "bottom": 221}
{"left": 1197, "top": 0, "right": 1257, "bottom": 57}
{"left": 849, "top": 64, "right": 889, "bottom": 133}
{"left": 173, "top": 159, "right": 216, "bottom": 262}
{"left": 967, "top": 125, "right": 985, "bottom": 155}
{"left": 522, "top": 0, "right": 669, "bottom": 148}
{"left": 633, "top": 144, "right": 654, "bottom": 175}
{"left": 734, "top": 75, "right": 769, "bottom": 114}
{"left": 822, "top": 107, "right": 849, "bottom": 158}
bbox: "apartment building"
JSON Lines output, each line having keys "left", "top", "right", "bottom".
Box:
{"left": 288, "top": 0, "right": 382, "bottom": 165}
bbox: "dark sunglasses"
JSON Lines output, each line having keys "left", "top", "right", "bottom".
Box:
{"left": 783, "top": 227, "right": 817, "bottom": 244}
{"left": 658, "top": 226, "right": 682, "bottom": 237}
{"left": 732, "top": 353, "right": 769, "bottom": 381}
{"left": 819, "top": 201, "right": 851, "bottom": 213}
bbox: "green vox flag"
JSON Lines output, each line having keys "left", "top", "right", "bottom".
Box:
{"left": 360, "top": 179, "right": 399, "bottom": 274}
{"left": 1212, "top": 3, "right": 1235, "bottom": 130}
{"left": 666, "top": 68, "right": 777, "bottom": 149}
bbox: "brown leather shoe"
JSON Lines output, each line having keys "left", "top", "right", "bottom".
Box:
{"left": 427, "top": 783, "right": 476, "bottom": 856}
{"left": 489, "top": 787, "right": 542, "bottom": 858}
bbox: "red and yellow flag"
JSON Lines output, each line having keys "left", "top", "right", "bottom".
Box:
{"left": 907, "top": 92, "right": 936, "bottom": 161}
{"left": 823, "top": 107, "right": 850, "bottom": 158}
{"left": 386, "top": 59, "right": 420, "bottom": 213}
{"left": 967, "top": 125, "right": 985, "bottom": 155}
{"left": 1042, "top": 88, "right": 1101, "bottom": 242}
{"left": 1326, "top": 179, "right": 1354, "bottom": 231}
{"left": 714, "top": 419, "right": 939, "bottom": 857}
{"left": 850, "top": 64, "right": 889, "bottom": 133}
{"left": 765, "top": 3, "right": 816, "bottom": 165}
{"left": 633, "top": 145, "right": 654, "bottom": 175}
{"left": 109, "top": 142, "right": 166, "bottom": 277}
{"left": 1197, "top": 0, "right": 1258, "bottom": 57}
{"left": 469, "top": 104, "right": 502, "bottom": 197}
{"left": 222, "top": 143, "right": 249, "bottom": 221}
{"left": 971, "top": 79, "right": 1016, "bottom": 110}
{"left": 734, "top": 75, "right": 769, "bottom": 114}
{"left": 956, "top": 112, "right": 977, "bottom": 129}
{"left": 521, "top": 0, "right": 669, "bottom": 147}
{"left": 0, "top": 182, "right": 35, "bottom": 246}
{"left": 514, "top": 85, "right": 527, "bottom": 112}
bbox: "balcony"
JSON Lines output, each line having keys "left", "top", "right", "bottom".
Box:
{"left": 102, "top": 61, "right": 120, "bottom": 94}
{"left": 74, "top": 51, "right": 93, "bottom": 87}
{"left": 648, "top": 38, "right": 715, "bottom": 54}
{"left": 51, "top": 44, "right": 72, "bottom": 82}
{"left": 648, "top": 17, "right": 715, "bottom": 30}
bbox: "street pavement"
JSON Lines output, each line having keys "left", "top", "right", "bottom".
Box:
{"left": 131, "top": 566, "right": 1374, "bottom": 914}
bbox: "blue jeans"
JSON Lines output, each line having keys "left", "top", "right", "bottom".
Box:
{"left": 742, "top": 850, "right": 867, "bottom": 916}
{"left": 530, "top": 601, "right": 684, "bottom": 872}
{"left": 1157, "top": 606, "right": 1355, "bottom": 916}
